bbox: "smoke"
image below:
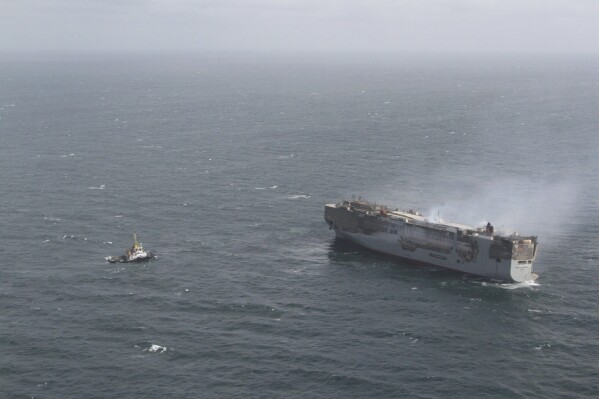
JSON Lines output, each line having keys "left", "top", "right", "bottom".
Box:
{"left": 422, "top": 178, "right": 580, "bottom": 241}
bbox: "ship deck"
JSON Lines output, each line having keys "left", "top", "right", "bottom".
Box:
{"left": 386, "top": 210, "right": 479, "bottom": 234}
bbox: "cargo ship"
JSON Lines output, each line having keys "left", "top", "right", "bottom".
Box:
{"left": 325, "top": 199, "right": 538, "bottom": 282}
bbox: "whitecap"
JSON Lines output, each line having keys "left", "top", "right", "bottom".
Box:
{"left": 288, "top": 194, "right": 311, "bottom": 199}
{"left": 277, "top": 154, "right": 295, "bottom": 159}
{"left": 88, "top": 184, "right": 105, "bottom": 190}
{"left": 270, "top": 185, "right": 278, "bottom": 189}
{"left": 148, "top": 344, "right": 167, "bottom": 353}
{"left": 134, "top": 342, "right": 167, "bottom": 353}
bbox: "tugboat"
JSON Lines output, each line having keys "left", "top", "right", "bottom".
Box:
{"left": 106, "top": 234, "right": 155, "bottom": 263}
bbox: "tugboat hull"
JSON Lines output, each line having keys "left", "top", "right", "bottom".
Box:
{"left": 105, "top": 252, "right": 155, "bottom": 263}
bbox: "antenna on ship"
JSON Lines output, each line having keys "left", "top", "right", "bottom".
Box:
{"left": 133, "top": 233, "right": 140, "bottom": 249}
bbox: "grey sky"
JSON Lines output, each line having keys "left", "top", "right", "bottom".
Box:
{"left": 1, "top": 0, "right": 598, "bottom": 53}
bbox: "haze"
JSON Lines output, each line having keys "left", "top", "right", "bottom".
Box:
{"left": 1, "top": 0, "right": 598, "bottom": 54}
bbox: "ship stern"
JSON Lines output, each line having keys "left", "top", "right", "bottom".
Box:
{"left": 508, "top": 236, "right": 539, "bottom": 282}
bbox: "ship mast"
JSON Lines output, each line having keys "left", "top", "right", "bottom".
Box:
{"left": 133, "top": 233, "right": 140, "bottom": 250}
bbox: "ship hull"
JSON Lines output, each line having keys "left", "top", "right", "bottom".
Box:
{"left": 106, "top": 252, "right": 156, "bottom": 263}
{"left": 325, "top": 202, "right": 538, "bottom": 283}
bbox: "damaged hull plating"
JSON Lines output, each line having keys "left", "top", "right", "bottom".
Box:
{"left": 325, "top": 200, "right": 539, "bottom": 282}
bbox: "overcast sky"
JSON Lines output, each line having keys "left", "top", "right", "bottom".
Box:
{"left": 1, "top": 0, "right": 598, "bottom": 54}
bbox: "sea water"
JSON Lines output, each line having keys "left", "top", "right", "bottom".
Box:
{"left": 1, "top": 53, "right": 598, "bottom": 398}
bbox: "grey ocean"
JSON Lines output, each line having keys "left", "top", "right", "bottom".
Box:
{"left": 1, "top": 54, "right": 598, "bottom": 398}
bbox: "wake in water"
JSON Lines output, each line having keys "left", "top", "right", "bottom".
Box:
{"left": 497, "top": 280, "right": 540, "bottom": 290}
{"left": 469, "top": 278, "right": 540, "bottom": 290}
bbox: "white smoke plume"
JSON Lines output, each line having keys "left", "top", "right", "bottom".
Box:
{"left": 422, "top": 178, "right": 580, "bottom": 241}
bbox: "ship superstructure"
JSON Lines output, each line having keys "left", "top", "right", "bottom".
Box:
{"left": 325, "top": 199, "right": 538, "bottom": 282}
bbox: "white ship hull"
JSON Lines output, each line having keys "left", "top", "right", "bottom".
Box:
{"left": 325, "top": 201, "right": 538, "bottom": 282}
